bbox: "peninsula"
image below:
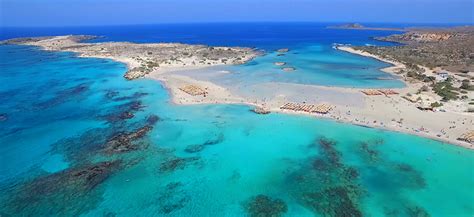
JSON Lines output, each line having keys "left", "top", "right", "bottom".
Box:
{"left": 1, "top": 35, "right": 259, "bottom": 79}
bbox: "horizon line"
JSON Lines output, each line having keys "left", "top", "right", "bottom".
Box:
{"left": 2, "top": 21, "right": 473, "bottom": 28}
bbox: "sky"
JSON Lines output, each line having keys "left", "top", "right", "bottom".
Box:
{"left": 0, "top": 0, "right": 473, "bottom": 27}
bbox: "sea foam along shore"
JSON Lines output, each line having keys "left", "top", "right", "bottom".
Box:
{"left": 4, "top": 36, "right": 472, "bottom": 149}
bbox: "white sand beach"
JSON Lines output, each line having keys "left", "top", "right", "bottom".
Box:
{"left": 9, "top": 35, "right": 473, "bottom": 149}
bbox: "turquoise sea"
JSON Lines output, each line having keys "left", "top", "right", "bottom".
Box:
{"left": 0, "top": 23, "right": 473, "bottom": 216}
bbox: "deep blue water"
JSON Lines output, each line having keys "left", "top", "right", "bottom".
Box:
{"left": 1, "top": 23, "right": 402, "bottom": 48}
{"left": 1, "top": 23, "right": 473, "bottom": 216}
{"left": 1, "top": 23, "right": 408, "bottom": 88}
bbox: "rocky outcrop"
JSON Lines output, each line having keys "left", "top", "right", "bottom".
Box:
{"left": 252, "top": 107, "right": 270, "bottom": 114}
{"left": 277, "top": 48, "right": 289, "bottom": 53}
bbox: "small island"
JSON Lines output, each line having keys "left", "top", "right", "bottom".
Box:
{"left": 328, "top": 23, "right": 405, "bottom": 31}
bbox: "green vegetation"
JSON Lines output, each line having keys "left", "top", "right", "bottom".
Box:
{"left": 146, "top": 61, "right": 159, "bottom": 68}
{"left": 432, "top": 79, "right": 459, "bottom": 101}
{"left": 357, "top": 28, "right": 474, "bottom": 73}
{"left": 430, "top": 102, "right": 443, "bottom": 108}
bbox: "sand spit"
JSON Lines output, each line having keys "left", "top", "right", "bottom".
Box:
{"left": 147, "top": 47, "right": 473, "bottom": 149}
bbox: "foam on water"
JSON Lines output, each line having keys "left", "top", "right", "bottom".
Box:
{"left": 0, "top": 40, "right": 473, "bottom": 216}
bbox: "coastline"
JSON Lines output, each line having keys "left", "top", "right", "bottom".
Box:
{"left": 4, "top": 36, "right": 472, "bottom": 149}
{"left": 147, "top": 46, "right": 473, "bottom": 149}
{"left": 336, "top": 46, "right": 406, "bottom": 76}
{"left": 148, "top": 71, "right": 473, "bottom": 149}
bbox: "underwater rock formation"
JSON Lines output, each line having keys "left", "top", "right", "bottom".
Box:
{"left": 103, "top": 126, "right": 153, "bottom": 154}
{"left": 122, "top": 100, "right": 146, "bottom": 112}
{"left": 317, "top": 137, "right": 342, "bottom": 166}
{"left": 34, "top": 82, "right": 91, "bottom": 109}
{"left": 52, "top": 115, "right": 157, "bottom": 163}
{"left": 181, "top": 133, "right": 223, "bottom": 154}
{"left": 244, "top": 194, "right": 288, "bottom": 217}
{"left": 406, "top": 205, "right": 431, "bottom": 217}
{"left": 146, "top": 115, "right": 160, "bottom": 125}
{"left": 158, "top": 182, "right": 189, "bottom": 214}
{"left": 159, "top": 156, "right": 200, "bottom": 173}
{"left": 288, "top": 137, "right": 364, "bottom": 217}
{"left": 69, "top": 161, "right": 122, "bottom": 189}
{"left": 393, "top": 163, "right": 426, "bottom": 189}
{"left": 107, "top": 91, "right": 149, "bottom": 102}
{"left": 359, "top": 142, "right": 380, "bottom": 163}
{"left": 2, "top": 160, "right": 122, "bottom": 216}
{"left": 105, "top": 90, "right": 120, "bottom": 99}
{"left": 302, "top": 187, "right": 362, "bottom": 217}
{"left": 203, "top": 133, "right": 225, "bottom": 146}
{"left": 184, "top": 144, "right": 205, "bottom": 153}
{"left": 106, "top": 111, "right": 135, "bottom": 122}
{"left": 119, "top": 111, "right": 135, "bottom": 119}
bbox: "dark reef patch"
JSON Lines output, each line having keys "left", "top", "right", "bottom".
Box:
{"left": 393, "top": 163, "right": 426, "bottom": 189}
{"left": 203, "top": 133, "right": 225, "bottom": 146}
{"left": 34, "top": 82, "right": 91, "bottom": 109}
{"left": 105, "top": 91, "right": 149, "bottom": 102}
{"left": 183, "top": 133, "right": 224, "bottom": 153}
{"left": 287, "top": 137, "right": 364, "bottom": 217}
{"left": 105, "top": 111, "right": 135, "bottom": 122}
{"left": 184, "top": 144, "right": 205, "bottom": 153}
{"left": 359, "top": 141, "right": 380, "bottom": 163}
{"left": 302, "top": 186, "right": 362, "bottom": 217}
{"left": 158, "top": 181, "right": 190, "bottom": 214}
{"left": 244, "top": 194, "right": 288, "bottom": 217}
{"left": 1, "top": 160, "right": 122, "bottom": 216}
{"left": 146, "top": 114, "right": 160, "bottom": 125}
{"left": 52, "top": 115, "right": 158, "bottom": 164}
{"left": 159, "top": 156, "right": 201, "bottom": 173}
{"left": 102, "top": 126, "right": 153, "bottom": 154}
{"left": 406, "top": 205, "right": 431, "bottom": 217}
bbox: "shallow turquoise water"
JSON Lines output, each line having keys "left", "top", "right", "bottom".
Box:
{"left": 0, "top": 45, "right": 473, "bottom": 217}
{"left": 224, "top": 44, "right": 405, "bottom": 88}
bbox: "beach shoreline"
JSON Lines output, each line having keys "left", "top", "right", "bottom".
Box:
{"left": 148, "top": 71, "right": 473, "bottom": 149}
{"left": 147, "top": 46, "right": 473, "bottom": 149}
{"left": 4, "top": 36, "right": 472, "bottom": 149}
